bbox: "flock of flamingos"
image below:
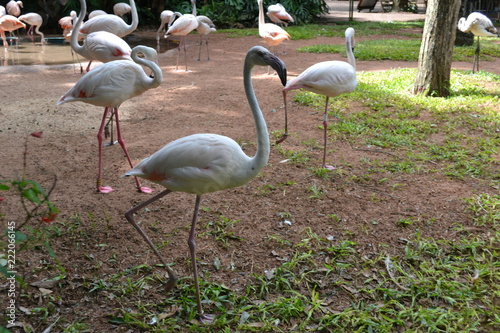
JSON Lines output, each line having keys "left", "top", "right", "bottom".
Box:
{"left": 1, "top": 0, "right": 498, "bottom": 323}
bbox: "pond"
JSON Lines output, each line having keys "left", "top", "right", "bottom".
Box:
{"left": 0, "top": 32, "right": 174, "bottom": 66}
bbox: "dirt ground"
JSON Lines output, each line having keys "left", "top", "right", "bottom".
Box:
{"left": 1, "top": 29, "right": 499, "bottom": 331}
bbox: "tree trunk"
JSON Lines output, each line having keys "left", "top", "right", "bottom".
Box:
{"left": 412, "top": 0, "right": 461, "bottom": 97}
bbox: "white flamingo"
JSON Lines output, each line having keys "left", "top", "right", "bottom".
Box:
{"left": 123, "top": 45, "right": 286, "bottom": 324}
{"left": 267, "top": 3, "right": 294, "bottom": 27}
{"left": 279, "top": 27, "right": 357, "bottom": 170}
{"left": 458, "top": 12, "right": 499, "bottom": 73}
{"left": 71, "top": 0, "right": 132, "bottom": 72}
{"left": 59, "top": 10, "right": 83, "bottom": 74}
{"left": 113, "top": 2, "right": 131, "bottom": 18}
{"left": 164, "top": 11, "right": 199, "bottom": 71}
{"left": 57, "top": 45, "right": 163, "bottom": 194}
{"left": 79, "top": 0, "right": 138, "bottom": 38}
{"left": 191, "top": 0, "right": 216, "bottom": 61}
{"left": 18, "top": 12, "right": 45, "bottom": 43}
{"left": 88, "top": 10, "right": 106, "bottom": 20}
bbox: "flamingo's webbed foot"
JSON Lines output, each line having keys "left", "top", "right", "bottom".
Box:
{"left": 98, "top": 186, "right": 114, "bottom": 193}
{"left": 198, "top": 313, "right": 215, "bottom": 325}
{"left": 275, "top": 133, "right": 289, "bottom": 144}
{"left": 322, "top": 164, "right": 336, "bottom": 170}
{"left": 138, "top": 186, "right": 153, "bottom": 194}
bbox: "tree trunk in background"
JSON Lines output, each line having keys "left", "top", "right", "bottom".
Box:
{"left": 412, "top": 0, "right": 461, "bottom": 97}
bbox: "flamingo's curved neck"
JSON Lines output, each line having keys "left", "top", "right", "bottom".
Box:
{"left": 243, "top": 54, "right": 270, "bottom": 174}
{"left": 345, "top": 30, "right": 356, "bottom": 70}
{"left": 131, "top": 47, "right": 163, "bottom": 88}
{"left": 71, "top": 0, "right": 86, "bottom": 56}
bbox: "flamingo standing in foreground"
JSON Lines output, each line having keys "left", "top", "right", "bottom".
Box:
{"left": 267, "top": 3, "right": 294, "bottom": 27}
{"left": 18, "top": 12, "right": 45, "bottom": 43}
{"left": 79, "top": 0, "right": 138, "bottom": 38}
{"left": 57, "top": 45, "right": 163, "bottom": 194}
{"left": 191, "top": 0, "right": 216, "bottom": 61}
{"left": 278, "top": 27, "right": 357, "bottom": 170}
{"left": 257, "top": 0, "right": 290, "bottom": 53}
{"left": 156, "top": 10, "right": 175, "bottom": 43}
{"left": 0, "top": 15, "right": 25, "bottom": 48}
{"left": 123, "top": 45, "right": 286, "bottom": 324}
{"left": 164, "top": 11, "right": 198, "bottom": 71}
{"left": 457, "top": 12, "right": 499, "bottom": 73}
{"left": 71, "top": 0, "right": 132, "bottom": 72}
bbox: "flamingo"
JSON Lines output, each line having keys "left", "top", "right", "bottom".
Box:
{"left": 71, "top": 0, "right": 132, "bottom": 72}
{"left": 164, "top": 11, "right": 199, "bottom": 71}
{"left": 191, "top": 0, "right": 216, "bottom": 61}
{"left": 457, "top": 12, "right": 499, "bottom": 73}
{"left": 0, "top": 15, "right": 25, "bottom": 48}
{"left": 278, "top": 27, "right": 357, "bottom": 170}
{"left": 88, "top": 10, "right": 106, "bottom": 20}
{"left": 59, "top": 10, "right": 83, "bottom": 74}
{"left": 123, "top": 45, "right": 286, "bottom": 324}
{"left": 0, "top": 6, "right": 6, "bottom": 18}
{"left": 79, "top": 0, "right": 138, "bottom": 38}
{"left": 257, "top": 0, "right": 290, "bottom": 54}
{"left": 18, "top": 13, "right": 45, "bottom": 43}
{"left": 267, "top": 3, "right": 294, "bottom": 27}
{"left": 57, "top": 45, "right": 163, "bottom": 194}
{"left": 156, "top": 10, "right": 175, "bottom": 43}
{"left": 6, "top": 1, "right": 22, "bottom": 17}
{"left": 113, "top": 2, "right": 131, "bottom": 18}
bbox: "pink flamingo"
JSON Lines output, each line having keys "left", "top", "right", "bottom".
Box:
{"left": 267, "top": 3, "right": 294, "bottom": 27}
{"left": 0, "top": 15, "right": 25, "bottom": 48}
{"left": 257, "top": 0, "right": 290, "bottom": 52}
{"left": 59, "top": 10, "right": 83, "bottom": 74}
{"left": 164, "top": 11, "right": 199, "bottom": 71}
{"left": 57, "top": 45, "right": 163, "bottom": 194}
{"left": 6, "top": 1, "right": 22, "bottom": 17}
{"left": 123, "top": 45, "right": 286, "bottom": 324}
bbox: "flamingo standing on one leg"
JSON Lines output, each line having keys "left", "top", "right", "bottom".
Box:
{"left": 458, "top": 12, "right": 499, "bottom": 73}
{"left": 123, "top": 45, "right": 286, "bottom": 324}
{"left": 279, "top": 27, "right": 357, "bottom": 170}
{"left": 191, "top": 0, "right": 216, "bottom": 61}
{"left": 79, "top": 0, "right": 138, "bottom": 38}
{"left": 0, "top": 15, "right": 25, "bottom": 48}
{"left": 18, "top": 13, "right": 45, "bottom": 43}
{"left": 71, "top": 0, "right": 132, "bottom": 72}
{"left": 164, "top": 11, "right": 198, "bottom": 72}
{"left": 57, "top": 45, "right": 163, "bottom": 194}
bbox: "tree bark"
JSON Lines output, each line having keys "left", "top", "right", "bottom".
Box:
{"left": 411, "top": 0, "right": 461, "bottom": 97}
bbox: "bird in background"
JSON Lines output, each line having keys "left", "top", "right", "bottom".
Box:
{"left": 59, "top": 10, "right": 83, "bottom": 74}
{"left": 123, "top": 45, "right": 286, "bottom": 324}
{"left": 57, "top": 45, "right": 163, "bottom": 194}
{"left": 79, "top": 0, "right": 138, "bottom": 38}
{"left": 156, "top": 10, "right": 176, "bottom": 43}
{"left": 71, "top": 0, "right": 132, "bottom": 72}
{"left": 266, "top": 3, "right": 294, "bottom": 28}
{"left": 88, "top": 10, "right": 106, "bottom": 20}
{"left": 278, "top": 27, "right": 357, "bottom": 170}
{"left": 191, "top": 0, "right": 216, "bottom": 61}
{"left": 113, "top": 2, "right": 131, "bottom": 19}
{"left": 0, "top": 6, "right": 6, "bottom": 18}
{"left": 6, "top": 0, "right": 22, "bottom": 17}
{"left": 457, "top": 12, "right": 498, "bottom": 73}
{"left": 0, "top": 15, "right": 25, "bottom": 48}
{"left": 164, "top": 11, "right": 199, "bottom": 71}
{"left": 257, "top": 0, "right": 290, "bottom": 71}
{"left": 18, "top": 13, "right": 45, "bottom": 43}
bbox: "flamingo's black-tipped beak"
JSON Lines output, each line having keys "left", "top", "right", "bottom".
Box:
{"left": 264, "top": 53, "right": 287, "bottom": 86}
